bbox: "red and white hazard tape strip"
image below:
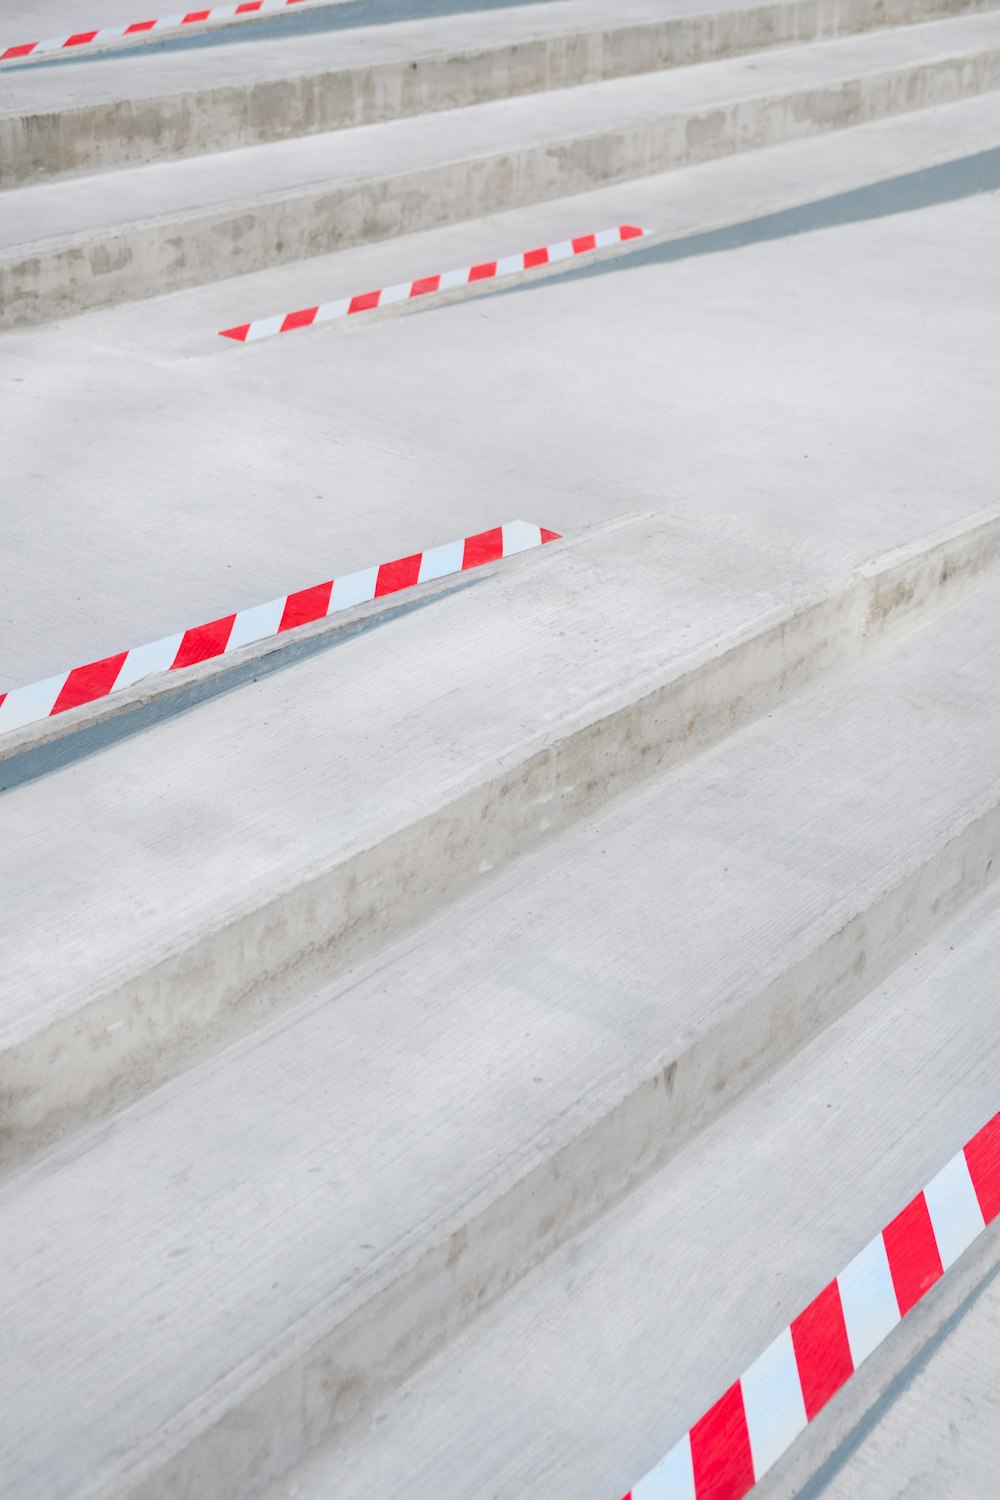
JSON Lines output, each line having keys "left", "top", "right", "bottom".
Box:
{"left": 0, "top": 521, "right": 558, "bottom": 737}
{"left": 218, "top": 225, "right": 649, "bottom": 343}
{"left": 619, "top": 1110, "right": 1000, "bottom": 1500}
{"left": 0, "top": 0, "right": 317, "bottom": 63}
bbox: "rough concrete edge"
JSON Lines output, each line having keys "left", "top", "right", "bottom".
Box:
{"left": 6, "top": 37, "right": 1000, "bottom": 328}
{"left": 111, "top": 655, "right": 1000, "bottom": 1500}
{"left": 5, "top": 0, "right": 994, "bottom": 183}
{"left": 2, "top": 503, "right": 999, "bottom": 1183}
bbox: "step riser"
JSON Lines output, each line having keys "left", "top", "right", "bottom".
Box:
{"left": 116, "top": 747, "right": 1000, "bottom": 1500}
{"left": 4, "top": 0, "right": 995, "bottom": 185}
{"left": 4, "top": 513, "right": 999, "bottom": 1175}
{"left": 6, "top": 44, "right": 1000, "bottom": 328}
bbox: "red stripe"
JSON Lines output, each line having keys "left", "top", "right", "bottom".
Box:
{"left": 883, "top": 1193, "right": 944, "bottom": 1317}
{"left": 689, "top": 1382, "right": 754, "bottom": 1500}
{"left": 219, "top": 324, "right": 251, "bottom": 342}
{"left": 0, "top": 693, "right": 6, "bottom": 710}
{"left": 572, "top": 234, "right": 597, "bottom": 254}
{"left": 236, "top": 1, "right": 264, "bottom": 10}
{"left": 279, "top": 581, "right": 333, "bottom": 632}
{"left": 280, "top": 307, "right": 318, "bottom": 334}
{"left": 621, "top": 224, "right": 644, "bottom": 239}
{"left": 469, "top": 261, "right": 497, "bottom": 281}
{"left": 410, "top": 275, "right": 441, "bottom": 297}
{"left": 124, "top": 19, "right": 157, "bottom": 31}
{"left": 2, "top": 42, "right": 38, "bottom": 57}
{"left": 64, "top": 30, "right": 99, "bottom": 46}
{"left": 183, "top": 10, "right": 211, "bottom": 22}
{"left": 965, "top": 1113, "right": 1000, "bottom": 1224}
{"left": 790, "top": 1280, "right": 853, "bottom": 1420}
{"left": 348, "top": 290, "right": 381, "bottom": 315}
{"left": 462, "top": 528, "right": 504, "bottom": 570}
{"left": 51, "top": 654, "right": 128, "bottom": 715}
{"left": 171, "top": 615, "right": 236, "bottom": 669}
{"left": 523, "top": 247, "right": 549, "bottom": 269}
{"left": 540, "top": 527, "right": 561, "bottom": 544}
{"left": 374, "top": 553, "right": 422, "bottom": 597}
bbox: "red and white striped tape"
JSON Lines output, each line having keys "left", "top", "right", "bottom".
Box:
{"left": 620, "top": 1110, "right": 1000, "bottom": 1500}
{"left": 0, "top": 0, "right": 316, "bottom": 63}
{"left": 0, "top": 521, "right": 558, "bottom": 737}
{"left": 218, "top": 225, "right": 649, "bottom": 343}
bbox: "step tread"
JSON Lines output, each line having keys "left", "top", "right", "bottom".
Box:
{"left": 3, "top": 9, "right": 999, "bottom": 251}
{"left": 263, "top": 877, "right": 1000, "bottom": 1500}
{"left": 0, "top": 0, "right": 701, "bottom": 112}
{"left": 3, "top": 577, "right": 1000, "bottom": 1499}
{"left": 0, "top": 508, "right": 848, "bottom": 1049}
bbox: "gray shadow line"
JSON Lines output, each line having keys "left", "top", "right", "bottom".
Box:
{"left": 0, "top": 575, "right": 478, "bottom": 795}
{"left": 480, "top": 146, "right": 1000, "bottom": 304}
{"left": 11, "top": 0, "right": 556, "bottom": 68}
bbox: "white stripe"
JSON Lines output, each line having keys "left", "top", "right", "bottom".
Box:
{"left": 417, "top": 540, "right": 465, "bottom": 584}
{"left": 495, "top": 254, "right": 524, "bottom": 276}
{"left": 595, "top": 226, "right": 626, "bottom": 248}
{"left": 0, "top": 673, "right": 69, "bottom": 731}
{"left": 437, "top": 267, "right": 471, "bottom": 291}
{"left": 113, "top": 633, "right": 185, "bottom": 691}
{"left": 631, "top": 1433, "right": 696, "bottom": 1500}
{"left": 923, "top": 1151, "right": 986, "bottom": 1270}
{"left": 329, "top": 566, "right": 379, "bottom": 613}
{"left": 837, "top": 1232, "right": 900, "bottom": 1369}
{"left": 244, "top": 315, "right": 285, "bottom": 343}
{"left": 546, "top": 240, "right": 575, "bottom": 263}
{"left": 225, "top": 597, "right": 287, "bottom": 653}
{"left": 313, "top": 298, "right": 350, "bottom": 325}
{"left": 377, "top": 282, "right": 412, "bottom": 307}
{"left": 502, "top": 521, "right": 543, "bottom": 556}
{"left": 740, "top": 1326, "right": 808, "bottom": 1481}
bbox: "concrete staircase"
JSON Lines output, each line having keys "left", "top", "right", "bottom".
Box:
{"left": 4, "top": 0, "right": 1000, "bottom": 324}
{"left": 2, "top": 2, "right": 1000, "bottom": 1497}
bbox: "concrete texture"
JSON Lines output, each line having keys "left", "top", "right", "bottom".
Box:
{"left": 7, "top": 500, "right": 1000, "bottom": 1167}
{"left": 255, "top": 880, "right": 1000, "bottom": 1500}
{"left": 5, "top": 0, "right": 995, "bottom": 181}
{"left": 5, "top": 11, "right": 1000, "bottom": 322}
{"left": 3, "top": 126, "right": 1000, "bottom": 692}
{"left": 804, "top": 1267, "right": 1000, "bottom": 1499}
{"left": 3, "top": 682, "right": 1000, "bottom": 1500}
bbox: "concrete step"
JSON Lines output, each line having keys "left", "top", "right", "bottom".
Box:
{"left": 3, "top": 504, "right": 998, "bottom": 1170}
{"left": 257, "top": 878, "right": 1000, "bottom": 1500}
{"left": 3, "top": 578, "right": 1000, "bottom": 1500}
{"left": 4, "top": 9, "right": 1000, "bottom": 324}
{"left": 3, "top": 102, "right": 999, "bottom": 706}
{"left": 5, "top": 0, "right": 996, "bottom": 183}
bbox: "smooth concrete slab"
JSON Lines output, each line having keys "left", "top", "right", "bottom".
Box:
{"left": 1, "top": 121, "right": 999, "bottom": 691}
{"left": 4, "top": 10, "right": 1000, "bottom": 320}
{"left": 4, "top": 0, "right": 993, "bottom": 180}
{"left": 259, "top": 879, "right": 1000, "bottom": 1500}
{"left": 3, "top": 591, "right": 1000, "bottom": 1499}
{"left": 10, "top": 497, "right": 1000, "bottom": 1163}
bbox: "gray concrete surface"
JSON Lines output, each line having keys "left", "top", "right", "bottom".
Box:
{"left": 3, "top": 745, "right": 999, "bottom": 1500}
{"left": 804, "top": 1266, "right": 1000, "bottom": 1499}
{"left": 5, "top": 11, "right": 1000, "bottom": 323}
{"left": 3, "top": 125, "right": 1000, "bottom": 692}
{"left": 7, "top": 501, "right": 999, "bottom": 1166}
{"left": 5, "top": 0, "right": 993, "bottom": 181}
{"left": 256, "top": 881, "right": 1000, "bottom": 1500}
